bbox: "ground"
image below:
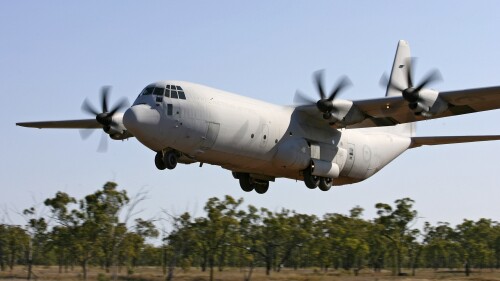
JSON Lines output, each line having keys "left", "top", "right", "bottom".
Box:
{"left": 1, "top": 267, "right": 500, "bottom": 281}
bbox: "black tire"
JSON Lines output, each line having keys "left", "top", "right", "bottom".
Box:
{"left": 164, "top": 151, "right": 178, "bottom": 170}
{"left": 254, "top": 181, "right": 269, "bottom": 194}
{"left": 239, "top": 174, "right": 254, "bottom": 192}
{"left": 318, "top": 177, "right": 332, "bottom": 191}
{"left": 155, "top": 152, "right": 167, "bottom": 170}
{"left": 303, "top": 168, "right": 319, "bottom": 189}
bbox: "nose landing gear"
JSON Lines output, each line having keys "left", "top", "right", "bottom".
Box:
{"left": 154, "top": 150, "right": 178, "bottom": 170}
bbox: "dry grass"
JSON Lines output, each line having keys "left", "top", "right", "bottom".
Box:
{"left": 1, "top": 266, "right": 500, "bottom": 281}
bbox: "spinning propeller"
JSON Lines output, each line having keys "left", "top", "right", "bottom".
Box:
{"left": 294, "top": 70, "right": 352, "bottom": 119}
{"left": 380, "top": 58, "right": 442, "bottom": 107}
{"left": 79, "top": 86, "right": 129, "bottom": 152}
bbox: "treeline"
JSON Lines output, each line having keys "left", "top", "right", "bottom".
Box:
{"left": 1, "top": 182, "right": 500, "bottom": 281}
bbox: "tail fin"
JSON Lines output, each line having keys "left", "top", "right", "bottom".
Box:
{"left": 387, "top": 40, "right": 415, "bottom": 136}
{"left": 386, "top": 40, "right": 411, "bottom": 97}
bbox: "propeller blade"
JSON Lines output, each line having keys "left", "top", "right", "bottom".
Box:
{"left": 79, "top": 129, "right": 95, "bottom": 140}
{"left": 379, "top": 73, "right": 390, "bottom": 89}
{"left": 108, "top": 98, "right": 130, "bottom": 115}
{"left": 328, "top": 75, "right": 352, "bottom": 101}
{"left": 97, "top": 132, "right": 108, "bottom": 153}
{"left": 101, "top": 86, "right": 111, "bottom": 113}
{"left": 293, "top": 90, "right": 316, "bottom": 105}
{"left": 313, "top": 70, "right": 327, "bottom": 99}
{"left": 414, "top": 69, "right": 442, "bottom": 92}
{"left": 405, "top": 57, "right": 416, "bottom": 88}
{"left": 379, "top": 73, "right": 406, "bottom": 92}
{"left": 81, "top": 99, "right": 99, "bottom": 116}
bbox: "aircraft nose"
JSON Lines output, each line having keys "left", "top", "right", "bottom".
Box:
{"left": 123, "top": 104, "right": 161, "bottom": 137}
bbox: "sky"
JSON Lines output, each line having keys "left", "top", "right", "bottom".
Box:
{"left": 1, "top": 1, "right": 500, "bottom": 231}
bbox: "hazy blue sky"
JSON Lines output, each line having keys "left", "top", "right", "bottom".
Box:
{"left": 1, "top": 1, "right": 500, "bottom": 228}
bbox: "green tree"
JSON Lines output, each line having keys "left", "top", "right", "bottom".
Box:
{"left": 375, "top": 197, "right": 418, "bottom": 276}
{"left": 22, "top": 207, "right": 48, "bottom": 280}
{"left": 194, "top": 196, "right": 242, "bottom": 281}
{"left": 44, "top": 182, "right": 150, "bottom": 280}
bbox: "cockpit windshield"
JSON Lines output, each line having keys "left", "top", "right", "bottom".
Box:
{"left": 140, "top": 84, "right": 186, "bottom": 100}
{"left": 140, "top": 86, "right": 154, "bottom": 95}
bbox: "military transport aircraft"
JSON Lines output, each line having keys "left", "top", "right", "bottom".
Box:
{"left": 17, "top": 40, "right": 500, "bottom": 194}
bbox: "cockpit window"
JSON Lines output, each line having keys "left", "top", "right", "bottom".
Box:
{"left": 141, "top": 86, "right": 154, "bottom": 95}
{"left": 164, "top": 84, "right": 186, "bottom": 100}
{"left": 171, "top": 89, "right": 178, "bottom": 99}
{"left": 153, "top": 87, "right": 164, "bottom": 96}
{"left": 178, "top": 91, "right": 186, "bottom": 99}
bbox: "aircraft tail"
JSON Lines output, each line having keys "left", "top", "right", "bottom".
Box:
{"left": 386, "top": 40, "right": 415, "bottom": 137}
{"left": 386, "top": 40, "right": 411, "bottom": 97}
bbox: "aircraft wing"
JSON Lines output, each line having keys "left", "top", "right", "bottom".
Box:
{"left": 350, "top": 86, "right": 500, "bottom": 127}
{"left": 16, "top": 119, "right": 101, "bottom": 129}
{"left": 409, "top": 135, "right": 500, "bottom": 148}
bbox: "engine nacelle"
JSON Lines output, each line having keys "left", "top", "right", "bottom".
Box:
{"left": 409, "top": 89, "right": 448, "bottom": 117}
{"left": 328, "top": 99, "right": 365, "bottom": 127}
{"left": 105, "top": 113, "right": 132, "bottom": 140}
{"left": 272, "top": 137, "right": 310, "bottom": 170}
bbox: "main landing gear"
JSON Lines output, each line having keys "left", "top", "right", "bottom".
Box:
{"left": 303, "top": 167, "right": 332, "bottom": 191}
{"left": 233, "top": 173, "right": 270, "bottom": 194}
{"left": 155, "top": 150, "right": 178, "bottom": 170}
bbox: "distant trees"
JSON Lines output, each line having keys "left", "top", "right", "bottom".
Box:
{"left": 42, "top": 182, "right": 157, "bottom": 280}
{"left": 1, "top": 182, "right": 500, "bottom": 281}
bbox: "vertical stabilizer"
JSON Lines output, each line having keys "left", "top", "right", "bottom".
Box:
{"left": 387, "top": 40, "right": 415, "bottom": 136}
{"left": 386, "top": 40, "right": 411, "bottom": 97}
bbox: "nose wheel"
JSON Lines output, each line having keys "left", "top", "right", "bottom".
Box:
{"left": 154, "top": 150, "right": 178, "bottom": 170}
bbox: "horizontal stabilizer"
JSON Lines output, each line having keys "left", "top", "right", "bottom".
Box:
{"left": 16, "top": 119, "right": 101, "bottom": 129}
{"left": 410, "top": 135, "right": 500, "bottom": 148}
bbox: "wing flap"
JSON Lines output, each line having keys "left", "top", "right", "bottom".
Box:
{"left": 439, "top": 86, "right": 500, "bottom": 112}
{"left": 16, "top": 119, "right": 101, "bottom": 129}
{"left": 410, "top": 135, "right": 500, "bottom": 148}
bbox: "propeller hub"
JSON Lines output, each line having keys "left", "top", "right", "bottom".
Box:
{"left": 96, "top": 113, "right": 112, "bottom": 126}
{"left": 316, "top": 99, "right": 333, "bottom": 113}
{"left": 402, "top": 88, "right": 419, "bottom": 103}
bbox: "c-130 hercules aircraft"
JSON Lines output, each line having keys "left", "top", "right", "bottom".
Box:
{"left": 17, "top": 41, "right": 500, "bottom": 194}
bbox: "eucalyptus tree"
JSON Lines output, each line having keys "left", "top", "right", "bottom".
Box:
{"left": 44, "top": 182, "right": 141, "bottom": 280}
{"left": 375, "top": 197, "right": 419, "bottom": 276}
{"left": 192, "top": 196, "right": 242, "bottom": 281}
{"left": 421, "top": 222, "right": 459, "bottom": 269}
{"left": 22, "top": 207, "right": 48, "bottom": 280}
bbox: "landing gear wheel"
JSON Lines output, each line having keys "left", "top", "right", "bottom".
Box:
{"left": 155, "top": 152, "right": 167, "bottom": 170}
{"left": 303, "top": 168, "right": 319, "bottom": 189}
{"left": 163, "top": 151, "right": 178, "bottom": 170}
{"left": 318, "top": 177, "right": 332, "bottom": 191}
{"left": 254, "top": 181, "right": 269, "bottom": 194}
{"left": 239, "top": 174, "right": 254, "bottom": 192}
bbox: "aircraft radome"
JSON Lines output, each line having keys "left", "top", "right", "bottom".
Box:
{"left": 17, "top": 40, "right": 500, "bottom": 194}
